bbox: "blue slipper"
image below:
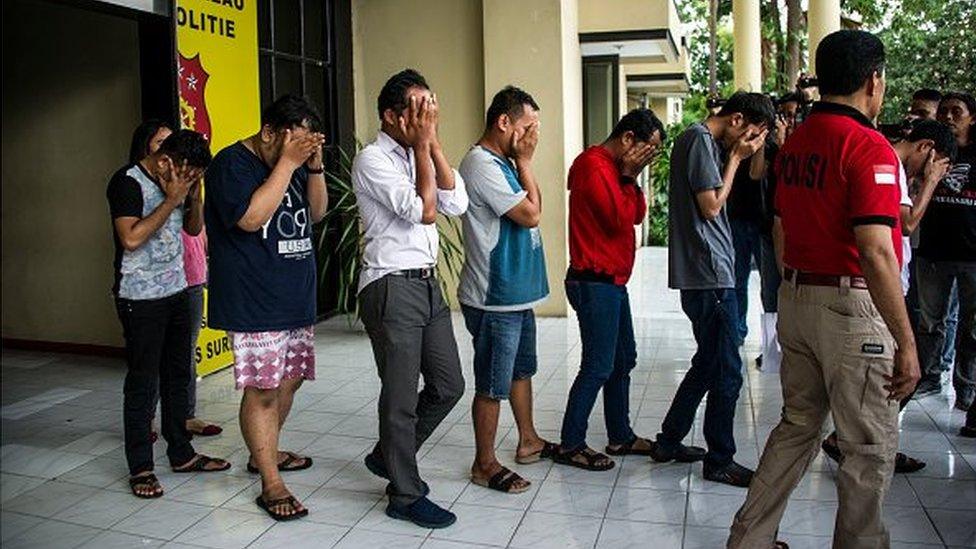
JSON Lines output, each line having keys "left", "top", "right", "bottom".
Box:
{"left": 386, "top": 496, "right": 456, "bottom": 529}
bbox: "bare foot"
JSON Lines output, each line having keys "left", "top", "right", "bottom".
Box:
{"left": 130, "top": 471, "right": 163, "bottom": 498}
{"left": 515, "top": 437, "right": 546, "bottom": 461}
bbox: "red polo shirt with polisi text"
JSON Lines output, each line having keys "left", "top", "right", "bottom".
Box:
{"left": 774, "top": 102, "right": 903, "bottom": 277}
{"left": 567, "top": 146, "right": 647, "bottom": 285}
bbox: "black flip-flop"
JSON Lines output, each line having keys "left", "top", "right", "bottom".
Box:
{"left": 605, "top": 436, "right": 654, "bottom": 456}
{"left": 515, "top": 441, "right": 558, "bottom": 464}
{"left": 553, "top": 446, "right": 615, "bottom": 471}
{"left": 129, "top": 473, "right": 164, "bottom": 499}
{"left": 472, "top": 466, "right": 531, "bottom": 494}
{"left": 255, "top": 495, "right": 308, "bottom": 521}
{"left": 247, "top": 451, "right": 314, "bottom": 474}
{"left": 895, "top": 452, "right": 926, "bottom": 473}
{"left": 173, "top": 454, "right": 231, "bottom": 473}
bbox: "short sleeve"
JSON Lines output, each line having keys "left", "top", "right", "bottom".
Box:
{"left": 686, "top": 131, "right": 723, "bottom": 193}
{"left": 462, "top": 154, "right": 526, "bottom": 217}
{"left": 107, "top": 172, "right": 143, "bottom": 219}
{"left": 205, "top": 149, "right": 264, "bottom": 230}
{"left": 846, "top": 140, "right": 901, "bottom": 227}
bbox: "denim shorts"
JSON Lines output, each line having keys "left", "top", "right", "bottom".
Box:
{"left": 460, "top": 305, "right": 538, "bottom": 400}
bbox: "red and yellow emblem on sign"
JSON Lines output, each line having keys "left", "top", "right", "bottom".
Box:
{"left": 178, "top": 53, "right": 212, "bottom": 142}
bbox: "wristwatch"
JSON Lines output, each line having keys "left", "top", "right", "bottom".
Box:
{"left": 306, "top": 165, "right": 325, "bottom": 175}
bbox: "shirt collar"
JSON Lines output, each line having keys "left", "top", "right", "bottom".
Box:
{"left": 810, "top": 101, "right": 876, "bottom": 129}
{"left": 376, "top": 130, "right": 411, "bottom": 162}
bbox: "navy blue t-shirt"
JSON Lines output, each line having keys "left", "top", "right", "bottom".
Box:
{"left": 204, "top": 142, "right": 316, "bottom": 332}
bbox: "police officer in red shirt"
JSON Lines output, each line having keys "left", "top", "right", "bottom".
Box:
{"left": 728, "top": 30, "right": 920, "bottom": 549}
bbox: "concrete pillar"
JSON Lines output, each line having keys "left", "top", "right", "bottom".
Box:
{"left": 482, "top": 0, "right": 581, "bottom": 316}
{"left": 732, "top": 0, "right": 761, "bottom": 91}
{"left": 808, "top": 0, "right": 841, "bottom": 75}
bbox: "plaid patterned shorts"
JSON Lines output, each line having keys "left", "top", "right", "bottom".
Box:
{"left": 228, "top": 326, "right": 315, "bottom": 390}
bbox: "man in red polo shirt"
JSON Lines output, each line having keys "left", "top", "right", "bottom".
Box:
{"left": 554, "top": 109, "right": 663, "bottom": 471}
{"left": 728, "top": 30, "right": 919, "bottom": 549}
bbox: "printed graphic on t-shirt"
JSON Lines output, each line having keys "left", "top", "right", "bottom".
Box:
{"left": 263, "top": 181, "right": 313, "bottom": 260}
{"left": 937, "top": 162, "right": 973, "bottom": 199}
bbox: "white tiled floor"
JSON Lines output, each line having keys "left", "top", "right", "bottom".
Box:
{"left": 3, "top": 248, "right": 975, "bottom": 548}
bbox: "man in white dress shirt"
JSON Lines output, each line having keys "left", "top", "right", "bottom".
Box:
{"left": 352, "top": 69, "right": 468, "bottom": 529}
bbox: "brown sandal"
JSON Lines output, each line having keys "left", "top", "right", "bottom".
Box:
{"left": 173, "top": 454, "right": 231, "bottom": 473}
{"left": 472, "top": 466, "right": 531, "bottom": 494}
{"left": 515, "top": 441, "right": 558, "bottom": 465}
{"left": 255, "top": 495, "right": 308, "bottom": 521}
{"left": 129, "top": 473, "right": 163, "bottom": 499}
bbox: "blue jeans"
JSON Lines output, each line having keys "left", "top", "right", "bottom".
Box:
{"left": 732, "top": 219, "right": 762, "bottom": 342}
{"left": 943, "top": 283, "right": 959, "bottom": 371}
{"left": 460, "top": 305, "right": 538, "bottom": 400}
{"left": 560, "top": 281, "right": 637, "bottom": 452}
{"left": 657, "top": 288, "right": 743, "bottom": 467}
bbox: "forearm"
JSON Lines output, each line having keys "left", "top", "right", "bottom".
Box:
{"left": 749, "top": 148, "right": 766, "bottom": 180}
{"left": 183, "top": 196, "right": 203, "bottom": 236}
{"left": 431, "top": 142, "right": 456, "bottom": 191}
{"left": 773, "top": 217, "right": 785, "bottom": 275}
{"left": 307, "top": 173, "right": 328, "bottom": 223}
{"left": 860, "top": 246, "right": 915, "bottom": 351}
{"left": 718, "top": 156, "right": 741, "bottom": 205}
{"left": 516, "top": 161, "right": 542, "bottom": 213}
{"left": 902, "top": 181, "right": 938, "bottom": 234}
{"left": 414, "top": 141, "right": 438, "bottom": 224}
{"left": 238, "top": 161, "right": 295, "bottom": 231}
{"left": 121, "top": 200, "right": 180, "bottom": 249}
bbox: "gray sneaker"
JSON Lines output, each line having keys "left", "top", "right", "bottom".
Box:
{"left": 912, "top": 379, "right": 942, "bottom": 399}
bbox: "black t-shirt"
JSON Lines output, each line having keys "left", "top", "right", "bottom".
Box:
{"left": 918, "top": 143, "right": 976, "bottom": 262}
{"left": 107, "top": 164, "right": 147, "bottom": 296}
{"left": 204, "top": 142, "right": 316, "bottom": 332}
{"left": 727, "top": 156, "right": 764, "bottom": 225}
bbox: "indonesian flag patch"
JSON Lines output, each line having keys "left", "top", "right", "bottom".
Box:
{"left": 873, "top": 164, "right": 897, "bottom": 185}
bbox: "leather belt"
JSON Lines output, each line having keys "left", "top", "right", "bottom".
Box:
{"left": 784, "top": 268, "right": 868, "bottom": 289}
{"left": 566, "top": 267, "right": 615, "bottom": 284}
{"left": 392, "top": 267, "right": 435, "bottom": 280}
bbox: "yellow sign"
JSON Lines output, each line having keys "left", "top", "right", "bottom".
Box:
{"left": 176, "top": 0, "right": 259, "bottom": 375}
{"left": 194, "top": 289, "right": 234, "bottom": 376}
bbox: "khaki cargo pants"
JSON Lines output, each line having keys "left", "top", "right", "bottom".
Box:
{"left": 728, "top": 279, "right": 900, "bottom": 549}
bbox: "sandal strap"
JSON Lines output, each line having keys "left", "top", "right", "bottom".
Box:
{"left": 130, "top": 473, "right": 159, "bottom": 487}
{"left": 488, "top": 467, "right": 523, "bottom": 491}
{"left": 263, "top": 495, "right": 298, "bottom": 508}
{"left": 580, "top": 447, "right": 609, "bottom": 465}
{"left": 540, "top": 441, "right": 558, "bottom": 458}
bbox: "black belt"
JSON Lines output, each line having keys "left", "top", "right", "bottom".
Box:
{"left": 566, "top": 267, "right": 615, "bottom": 284}
{"left": 392, "top": 267, "right": 435, "bottom": 280}
{"left": 784, "top": 268, "right": 868, "bottom": 289}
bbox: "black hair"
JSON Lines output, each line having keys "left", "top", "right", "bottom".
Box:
{"left": 912, "top": 88, "right": 943, "bottom": 103}
{"left": 940, "top": 91, "right": 976, "bottom": 118}
{"left": 717, "top": 92, "right": 776, "bottom": 129}
{"left": 777, "top": 92, "right": 802, "bottom": 106}
{"left": 129, "top": 119, "right": 173, "bottom": 164}
{"left": 907, "top": 120, "right": 959, "bottom": 162}
{"left": 377, "top": 69, "right": 429, "bottom": 120}
{"left": 815, "top": 30, "right": 886, "bottom": 96}
{"left": 261, "top": 94, "right": 322, "bottom": 132}
{"left": 157, "top": 129, "right": 212, "bottom": 169}
{"left": 486, "top": 86, "right": 540, "bottom": 129}
{"left": 608, "top": 108, "right": 667, "bottom": 144}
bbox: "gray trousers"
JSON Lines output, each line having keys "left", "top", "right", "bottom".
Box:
{"left": 359, "top": 275, "right": 465, "bottom": 506}
{"left": 916, "top": 257, "right": 976, "bottom": 400}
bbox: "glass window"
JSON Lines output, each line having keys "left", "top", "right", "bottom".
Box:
{"left": 303, "top": 0, "right": 324, "bottom": 59}
{"left": 273, "top": 0, "right": 301, "bottom": 55}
